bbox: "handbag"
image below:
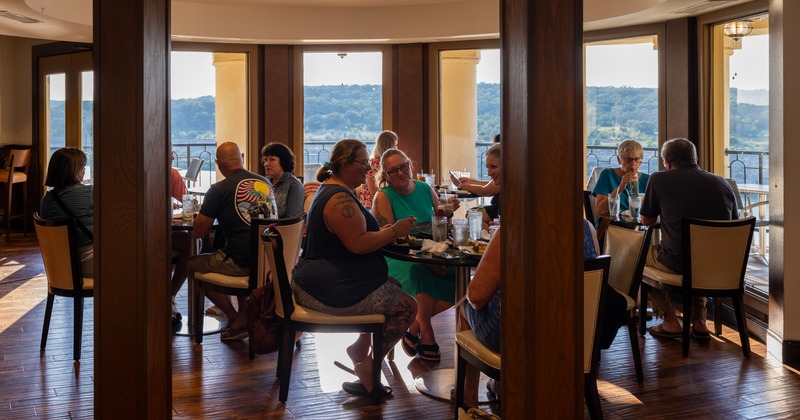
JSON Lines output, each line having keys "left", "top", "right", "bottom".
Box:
{"left": 246, "top": 275, "right": 283, "bottom": 354}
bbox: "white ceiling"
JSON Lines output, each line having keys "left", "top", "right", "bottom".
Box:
{"left": 0, "top": 0, "right": 753, "bottom": 44}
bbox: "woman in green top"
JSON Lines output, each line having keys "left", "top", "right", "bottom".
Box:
{"left": 372, "top": 148, "right": 459, "bottom": 361}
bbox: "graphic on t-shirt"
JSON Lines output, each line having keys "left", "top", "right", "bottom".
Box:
{"left": 235, "top": 179, "right": 277, "bottom": 224}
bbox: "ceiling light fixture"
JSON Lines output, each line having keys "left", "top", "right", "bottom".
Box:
{"left": 723, "top": 19, "right": 754, "bottom": 41}
{"left": 0, "top": 10, "right": 42, "bottom": 24}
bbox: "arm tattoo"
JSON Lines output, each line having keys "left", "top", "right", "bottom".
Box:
{"left": 341, "top": 205, "right": 356, "bottom": 218}
{"left": 374, "top": 210, "right": 390, "bottom": 226}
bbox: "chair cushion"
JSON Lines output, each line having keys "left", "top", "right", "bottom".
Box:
{"left": 456, "top": 330, "right": 501, "bottom": 370}
{"left": 195, "top": 272, "right": 249, "bottom": 288}
{"left": 290, "top": 302, "right": 386, "bottom": 325}
{"left": 82, "top": 277, "right": 94, "bottom": 290}
{"left": 643, "top": 266, "right": 683, "bottom": 286}
{"left": 613, "top": 287, "right": 635, "bottom": 311}
{"left": 0, "top": 169, "right": 27, "bottom": 183}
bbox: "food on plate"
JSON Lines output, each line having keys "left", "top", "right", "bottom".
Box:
{"left": 395, "top": 235, "right": 418, "bottom": 246}
{"left": 468, "top": 239, "right": 487, "bottom": 254}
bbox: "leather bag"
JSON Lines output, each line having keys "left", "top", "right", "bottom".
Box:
{"left": 246, "top": 278, "right": 282, "bottom": 354}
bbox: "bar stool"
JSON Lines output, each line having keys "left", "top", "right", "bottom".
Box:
{"left": 0, "top": 147, "right": 31, "bottom": 241}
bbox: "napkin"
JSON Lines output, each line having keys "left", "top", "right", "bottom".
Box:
{"left": 419, "top": 239, "right": 450, "bottom": 256}
{"left": 481, "top": 229, "right": 491, "bottom": 241}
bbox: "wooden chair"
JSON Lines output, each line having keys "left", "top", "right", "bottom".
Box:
{"left": 640, "top": 217, "right": 755, "bottom": 357}
{"left": 260, "top": 226, "right": 388, "bottom": 404}
{"left": 726, "top": 178, "right": 769, "bottom": 262}
{"left": 34, "top": 213, "right": 94, "bottom": 362}
{"left": 602, "top": 223, "right": 652, "bottom": 382}
{"left": 192, "top": 214, "right": 305, "bottom": 343}
{"left": 1, "top": 147, "right": 31, "bottom": 241}
{"left": 453, "top": 330, "right": 501, "bottom": 417}
{"left": 585, "top": 255, "right": 611, "bottom": 420}
{"left": 583, "top": 190, "right": 597, "bottom": 225}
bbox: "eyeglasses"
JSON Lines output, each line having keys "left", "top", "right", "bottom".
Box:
{"left": 621, "top": 157, "right": 643, "bottom": 164}
{"left": 385, "top": 162, "right": 410, "bottom": 177}
{"left": 352, "top": 159, "right": 371, "bottom": 168}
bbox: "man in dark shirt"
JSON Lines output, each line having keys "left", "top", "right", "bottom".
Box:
{"left": 189, "top": 142, "right": 277, "bottom": 341}
{"left": 639, "top": 138, "right": 738, "bottom": 339}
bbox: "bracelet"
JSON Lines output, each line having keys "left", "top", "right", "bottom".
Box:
{"left": 391, "top": 226, "right": 398, "bottom": 238}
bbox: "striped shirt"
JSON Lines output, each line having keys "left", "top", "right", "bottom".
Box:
{"left": 41, "top": 184, "right": 94, "bottom": 247}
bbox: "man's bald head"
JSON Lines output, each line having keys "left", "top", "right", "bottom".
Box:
{"left": 216, "top": 142, "right": 244, "bottom": 174}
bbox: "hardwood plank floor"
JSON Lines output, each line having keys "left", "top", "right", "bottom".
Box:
{"left": 2, "top": 232, "right": 800, "bottom": 418}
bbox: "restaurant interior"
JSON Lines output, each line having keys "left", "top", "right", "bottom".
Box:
{"left": 1, "top": 0, "right": 800, "bottom": 418}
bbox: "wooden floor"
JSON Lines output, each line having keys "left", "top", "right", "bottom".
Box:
{"left": 2, "top": 232, "right": 800, "bottom": 419}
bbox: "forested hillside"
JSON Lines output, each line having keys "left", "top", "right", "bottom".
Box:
{"left": 47, "top": 85, "right": 768, "bottom": 151}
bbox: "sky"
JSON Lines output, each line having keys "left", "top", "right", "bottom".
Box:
{"left": 52, "top": 40, "right": 766, "bottom": 100}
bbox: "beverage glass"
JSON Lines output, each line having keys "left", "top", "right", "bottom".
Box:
{"left": 182, "top": 194, "right": 194, "bottom": 221}
{"left": 628, "top": 194, "right": 642, "bottom": 221}
{"left": 608, "top": 194, "right": 620, "bottom": 219}
{"left": 467, "top": 209, "right": 483, "bottom": 240}
{"left": 424, "top": 173, "right": 436, "bottom": 188}
{"left": 452, "top": 219, "right": 469, "bottom": 246}
{"left": 449, "top": 171, "right": 461, "bottom": 191}
{"left": 417, "top": 172, "right": 426, "bottom": 182}
{"left": 440, "top": 193, "right": 454, "bottom": 217}
{"left": 432, "top": 216, "right": 449, "bottom": 242}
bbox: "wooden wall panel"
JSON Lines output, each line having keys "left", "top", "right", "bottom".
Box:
{"left": 392, "top": 44, "right": 426, "bottom": 169}
{"left": 93, "top": 0, "right": 171, "bottom": 416}
{"left": 264, "top": 45, "right": 294, "bottom": 161}
{"left": 501, "top": 0, "right": 584, "bottom": 417}
{"left": 665, "top": 18, "right": 700, "bottom": 161}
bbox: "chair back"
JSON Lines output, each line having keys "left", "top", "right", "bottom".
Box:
{"left": 583, "top": 255, "right": 610, "bottom": 374}
{"left": 303, "top": 182, "right": 320, "bottom": 212}
{"left": 586, "top": 166, "right": 608, "bottom": 191}
{"left": 184, "top": 158, "right": 204, "bottom": 183}
{"left": 684, "top": 217, "right": 755, "bottom": 291}
{"left": 603, "top": 224, "right": 652, "bottom": 298}
{"left": 261, "top": 227, "right": 295, "bottom": 320}
{"left": 249, "top": 214, "right": 306, "bottom": 290}
{"left": 33, "top": 213, "right": 84, "bottom": 291}
{"left": 583, "top": 190, "right": 597, "bottom": 225}
{"left": 725, "top": 178, "right": 746, "bottom": 210}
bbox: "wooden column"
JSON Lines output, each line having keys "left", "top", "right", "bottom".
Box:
{"left": 664, "top": 18, "right": 700, "bottom": 162}
{"left": 264, "top": 45, "right": 295, "bottom": 172}
{"left": 93, "top": 0, "right": 171, "bottom": 416}
{"left": 392, "top": 44, "right": 427, "bottom": 170}
{"left": 501, "top": 0, "right": 583, "bottom": 417}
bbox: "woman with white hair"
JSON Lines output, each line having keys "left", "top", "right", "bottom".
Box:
{"left": 593, "top": 139, "right": 650, "bottom": 218}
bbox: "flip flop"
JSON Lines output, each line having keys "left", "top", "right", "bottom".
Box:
{"left": 402, "top": 331, "right": 420, "bottom": 357}
{"left": 204, "top": 306, "right": 224, "bottom": 317}
{"left": 416, "top": 343, "right": 441, "bottom": 361}
{"left": 342, "top": 381, "right": 392, "bottom": 397}
{"left": 647, "top": 324, "right": 682, "bottom": 339}
{"left": 692, "top": 330, "right": 711, "bottom": 341}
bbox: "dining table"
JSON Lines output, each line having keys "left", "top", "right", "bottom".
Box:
{"left": 382, "top": 243, "right": 494, "bottom": 402}
{"left": 172, "top": 212, "right": 223, "bottom": 336}
{"left": 737, "top": 183, "right": 769, "bottom": 262}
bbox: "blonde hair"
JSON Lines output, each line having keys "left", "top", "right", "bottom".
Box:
{"left": 316, "top": 139, "right": 366, "bottom": 182}
{"left": 617, "top": 140, "right": 643, "bottom": 157}
{"left": 378, "top": 148, "right": 410, "bottom": 189}
{"left": 371, "top": 130, "right": 399, "bottom": 161}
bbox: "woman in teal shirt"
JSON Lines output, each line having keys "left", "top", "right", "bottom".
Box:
{"left": 372, "top": 148, "right": 458, "bottom": 362}
{"left": 592, "top": 139, "right": 650, "bottom": 218}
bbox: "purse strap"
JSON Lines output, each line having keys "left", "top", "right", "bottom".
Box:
{"left": 50, "top": 190, "right": 94, "bottom": 241}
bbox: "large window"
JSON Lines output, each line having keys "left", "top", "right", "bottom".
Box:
{"left": 438, "top": 48, "right": 500, "bottom": 183}
{"left": 301, "top": 51, "right": 384, "bottom": 181}
{"left": 584, "top": 36, "right": 660, "bottom": 182}
{"left": 710, "top": 14, "right": 769, "bottom": 296}
{"left": 170, "top": 47, "right": 256, "bottom": 187}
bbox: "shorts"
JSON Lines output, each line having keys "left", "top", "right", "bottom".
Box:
{"left": 294, "top": 277, "right": 404, "bottom": 316}
{"left": 188, "top": 249, "right": 249, "bottom": 277}
{"left": 464, "top": 291, "right": 501, "bottom": 353}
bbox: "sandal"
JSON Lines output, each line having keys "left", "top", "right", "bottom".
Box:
{"left": 692, "top": 328, "right": 711, "bottom": 341}
{"left": 342, "top": 381, "right": 393, "bottom": 398}
{"left": 416, "top": 343, "right": 441, "bottom": 361}
{"left": 204, "top": 306, "right": 224, "bottom": 317}
{"left": 402, "top": 331, "right": 420, "bottom": 357}
{"left": 647, "top": 324, "right": 682, "bottom": 339}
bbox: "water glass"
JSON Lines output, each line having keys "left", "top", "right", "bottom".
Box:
{"left": 432, "top": 216, "right": 449, "bottom": 242}
{"left": 440, "top": 193, "right": 454, "bottom": 217}
{"left": 449, "top": 171, "right": 461, "bottom": 191}
{"left": 608, "top": 194, "right": 620, "bottom": 219}
{"left": 467, "top": 209, "right": 483, "bottom": 240}
{"left": 182, "top": 194, "right": 194, "bottom": 221}
{"left": 629, "top": 194, "right": 642, "bottom": 221}
{"left": 424, "top": 173, "right": 436, "bottom": 188}
{"left": 452, "top": 219, "right": 469, "bottom": 246}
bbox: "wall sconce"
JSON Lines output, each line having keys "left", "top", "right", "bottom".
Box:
{"left": 723, "top": 19, "right": 753, "bottom": 42}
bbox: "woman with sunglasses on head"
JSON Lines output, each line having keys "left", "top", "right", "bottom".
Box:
{"left": 372, "top": 148, "right": 460, "bottom": 362}
{"left": 593, "top": 139, "right": 650, "bottom": 218}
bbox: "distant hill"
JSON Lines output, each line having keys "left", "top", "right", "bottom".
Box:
{"left": 46, "top": 84, "right": 768, "bottom": 152}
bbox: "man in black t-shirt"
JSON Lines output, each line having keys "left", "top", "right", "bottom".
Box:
{"left": 188, "top": 142, "right": 277, "bottom": 341}
{"left": 639, "top": 138, "right": 738, "bottom": 340}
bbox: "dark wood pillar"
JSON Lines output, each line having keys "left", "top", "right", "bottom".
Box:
{"left": 501, "top": 0, "right": 583, "bottom": 417}
{"left": 93, "top": 0, "right": 172, "bottom": 416}
{"left": 392, "top": 44, "right": 427, "bottom": 169}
